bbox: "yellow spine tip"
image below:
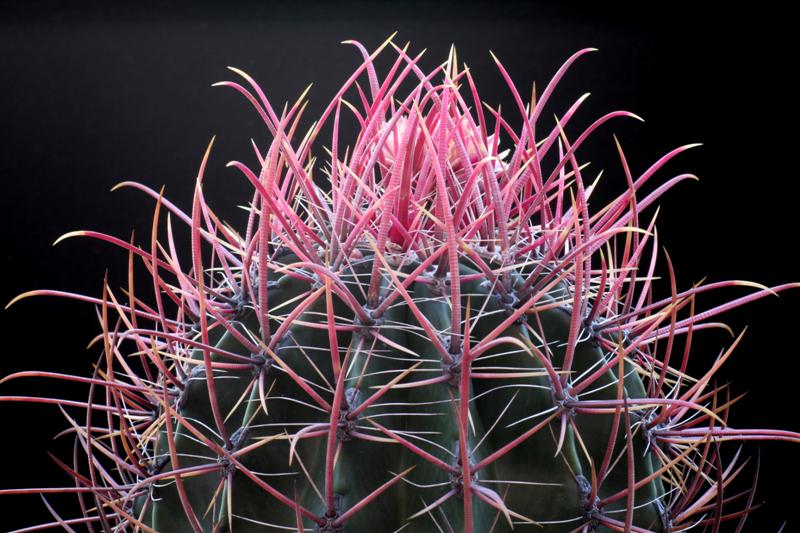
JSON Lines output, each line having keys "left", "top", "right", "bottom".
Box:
{"left": 5, "top": 292, "right": 33, "bottom": 310}
{"left": 53, "top": 231, "right": 86, "bottom": 246}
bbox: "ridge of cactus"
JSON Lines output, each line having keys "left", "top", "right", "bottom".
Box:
{"left": 3, "top": 37, "right": 800, "bottom": 532}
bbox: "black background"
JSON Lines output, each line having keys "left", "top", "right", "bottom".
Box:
{"left": 1, "top": 1, "right": 798, "bottom": 531}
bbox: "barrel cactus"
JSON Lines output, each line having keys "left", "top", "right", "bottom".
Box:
{"left": 3, "top": 37, "right": 799, "bottom": 532}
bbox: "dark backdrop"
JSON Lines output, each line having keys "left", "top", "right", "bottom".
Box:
{"left": 1, "top": 1, "right": 798, "bottom": 531}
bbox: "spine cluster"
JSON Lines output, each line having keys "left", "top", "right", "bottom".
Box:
{"left": 3, "top": 37, "right": 799, "bottom": 532}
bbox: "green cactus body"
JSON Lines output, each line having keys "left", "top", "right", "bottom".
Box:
{"left": 5, "top": 39, "right": 800, "bottom": 532}
{"left": 138, "top": 254, "right": 664, "bottom": 532}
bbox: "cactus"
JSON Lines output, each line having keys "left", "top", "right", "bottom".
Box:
{"left": 3, "top": 37, "right": 800, "bottom": 532}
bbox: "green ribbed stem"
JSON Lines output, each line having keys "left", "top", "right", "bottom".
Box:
{"left": 136, "top": 253, "right": 664, "bottom": 532}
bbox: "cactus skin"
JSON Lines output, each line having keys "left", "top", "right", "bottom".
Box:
{"left": 3, "top": 38, "right": 800, "bottom": 532}
{"left": 139, "top": 256, "right": 663, "bottom": 532}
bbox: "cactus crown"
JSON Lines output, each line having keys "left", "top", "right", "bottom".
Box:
{"left": 3, "top": 37, "right": 799, "bottom": 532}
